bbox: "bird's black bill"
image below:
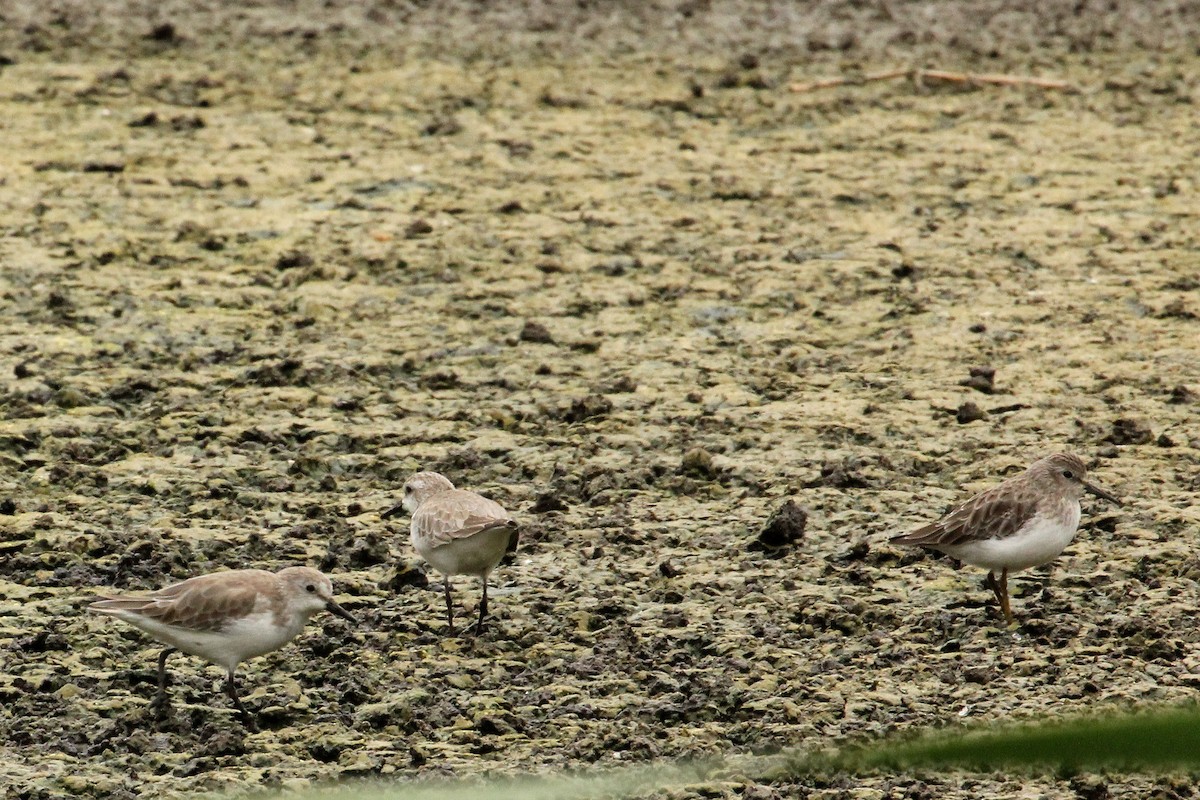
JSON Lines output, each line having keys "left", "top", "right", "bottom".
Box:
{"left": 380, "top": 503, "right": 405, "bottom": 520}
{"left": 1084, "top": 481, "right": 1122, "bottom": 506}
{"left": 326, "top": 599, "right": 357, "bottom": 623}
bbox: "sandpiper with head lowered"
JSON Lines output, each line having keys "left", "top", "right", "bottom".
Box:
{"left": 383, "top": 471, "right": 518, "bottom": 635}
{"left": 88, "top": 566, "right": 355, "bottom": 730}
{"left": 890, "top": 453, "right": 1121, "bottom": 625}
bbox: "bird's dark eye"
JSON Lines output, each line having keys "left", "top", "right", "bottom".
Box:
{"left": 1062, "top": 470, "right": 1074, "bottom": 479}
{"left": 305, "top": 584, "right": 316, "bottom": 593}
{"left": 404, "top": 486, "right": 412, "bottom": 494}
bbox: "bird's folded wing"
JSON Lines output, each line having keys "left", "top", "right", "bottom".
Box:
{"left": 89, "top": 574, "right": 265, "bottom": 632}
{"left": 416, "top": 499, "right": 516, "bottom": 549}
{"left": 891, "top": 487, "right": 1028, "bottom": 547}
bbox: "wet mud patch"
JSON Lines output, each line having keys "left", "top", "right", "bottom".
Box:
{"left": 2, "top": 2, "right": 1200, "bottom": 799}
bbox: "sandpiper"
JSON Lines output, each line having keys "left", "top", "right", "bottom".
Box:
{"left": 383, "top": 471, "right": 518, "bottom": 635}
{"left": 88, "top": 566, "right": 355, "bottom": 730}
{"left": 890, "top": 453, "right": 1121, "bottom": 624}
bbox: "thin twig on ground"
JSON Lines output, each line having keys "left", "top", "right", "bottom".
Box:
{"left": 789, "top": 68, "right": 1076, "bottom": 94}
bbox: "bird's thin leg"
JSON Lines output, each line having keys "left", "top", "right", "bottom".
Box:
{"left": 225, "top": 670, "right": 258, "bottom": 732}
{"left": 443, "top": 575, "right": 456, "bottom": 635}
{"left": 984, "top": 571, "right": 1003, "bottom": 608}
{"left": 472, "top": 578, "right": 489, "bottom": 636}
{"left": 151, "top": 647, "right": 177, "bottom": 711}
{"left": 998, "top": 567, "right": 1015, "bottom": 625}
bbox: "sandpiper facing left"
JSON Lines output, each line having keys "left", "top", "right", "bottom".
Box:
{"left": 384, "top": 471, "right": 518, "bottom": 635}
{"left": 890, "top": 453, "right": 1121, "bottom": 624}
{"left": 88, "top": 566, "right": 354, "bottom": 730}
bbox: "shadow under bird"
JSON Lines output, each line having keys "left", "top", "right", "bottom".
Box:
{"left": 88, "top": 566, "right": 355, "bottom": 731}
{"left": 383, "top": 471, "right": 518, "bottom": 635}
{"left": 890, "top": 452, "right": 1121, "bottom": 625}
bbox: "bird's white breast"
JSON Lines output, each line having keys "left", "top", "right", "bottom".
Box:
{"left": 941, "top": 502, "right": 1082, "bottom": 572}
{"left": 117, "top": 610, "right": 305, "bottom": 673}
{"left": 416, "top": 525, "right": 514, "bottom": 578}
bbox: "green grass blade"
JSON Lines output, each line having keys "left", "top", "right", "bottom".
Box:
{"left": 272, "top": 706, "right": 1200, "bottom": 800}
{"left": 296, "top": 758, "right": 734, "bottom": 800}
{"left": 782, "top": 705, "right": 1200, "bottom": 775}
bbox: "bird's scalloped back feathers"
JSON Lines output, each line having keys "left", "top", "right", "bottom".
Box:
{"left": 412, "top": 490, "right": 513, "bottom": 549}
{"left": 88, "top": 571, "right": 273, "bottom": 632}
{"left": 891, "top": 478, "right": 1039, "bottom": 548}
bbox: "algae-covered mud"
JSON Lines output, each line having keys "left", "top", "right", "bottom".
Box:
{"left": 1, "top": 2, "right": 1198, "bottom": 798}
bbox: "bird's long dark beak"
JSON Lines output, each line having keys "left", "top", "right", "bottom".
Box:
{"left": 1084, "top": 480, "right": 1122, "bottom": 506}
{"left": 380, "top": 503, "right": 405, "bottom": 520}
{"left": 325, "top": 599, "right": 356, "bottom": 623}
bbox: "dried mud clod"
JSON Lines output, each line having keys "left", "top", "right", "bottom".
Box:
{"left": 1167, "top": 385, "right": 1196, "bottom": 404}
{"left": 560, "top": 394, "right": 613, "bottom": 423}
{"left": 380, "top": 562, "right": 428, "bottom": 593}
{"left": 404, "top": 219, "right": 434, "bottom": 238}
{"left": 752, "top": 499, "right": 808, "bottom": 551}
{"left": 1109, "top": 418, "right": 1154, "bottom": 445}
{"left": 960, "top": 365, "right": 996, "bottom": 394}
{"left": 529, "top": 492, "right": 568, "bottom": 513}
{"left": 679, "top": 447, "right": 716, "bottom": 478}
{"left": 806, "top": 457, "right": 873, "bottom": 489}
{"left": 595, "top": 375, "right": 636, "bottom": 394}
{"left": 518, "top": 320, "right": 554, "bottom": 344}
{"left": 955, "top": 401, "right": 988, "bottom": 424}
{"left": 276, "top": 250, "right": 314, "bottom": 271}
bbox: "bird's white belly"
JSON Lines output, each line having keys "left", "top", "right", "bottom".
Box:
{"left": 221, "top": 612, "right": 303, "bottom": 661}
{"left": 941, "top": 506, "right": 1082, "bottom": 572}
{"left": 124, "top": 611, "right": 300, "bottom": 672}
{"left": 418, "top": 526, "right": 512, "bottom": 578}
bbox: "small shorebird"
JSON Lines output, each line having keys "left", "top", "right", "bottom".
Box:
{"left": 89, "top": 566, "right": 354, "bottom": 730}
{"left": 383, "top": 471, "right": 518, "bottom": 635}
{"left": 891, "top": 453, "right": 1121, "bottom": 624}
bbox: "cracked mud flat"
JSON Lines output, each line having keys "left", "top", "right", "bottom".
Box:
{"left": 0, "top": 2, "right": 1199, "bottom": 798}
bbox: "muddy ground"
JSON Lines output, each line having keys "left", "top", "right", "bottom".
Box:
{"left": 1, "top": 1, "right": 1199, "bottom": 798}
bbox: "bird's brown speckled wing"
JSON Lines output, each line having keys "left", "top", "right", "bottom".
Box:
{"left": 413, "top": 490, "right": 516, "bottom": 549}
{"left": 89, "top": 570, "right": 273, "bottom": 632}
{"left": 891, "top": 481, "right": 1037, "bottom": 547}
